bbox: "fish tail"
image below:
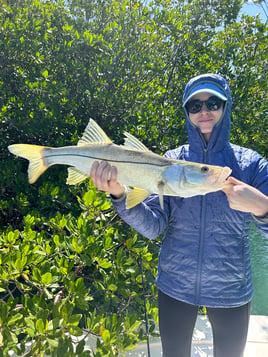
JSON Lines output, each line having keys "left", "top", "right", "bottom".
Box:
{"left": 8, "top": 144, "right": 48, "bottom": 183}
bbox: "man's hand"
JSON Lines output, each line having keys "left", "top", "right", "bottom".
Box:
{"left": 90, "top": 161, "right": 125, "bottom": 198}
{"left": 222, "top": 177, "right": 268, "bottom": 217}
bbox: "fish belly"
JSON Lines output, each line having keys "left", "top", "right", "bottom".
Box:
{"left": 116, "top": 162, "right": 163, "bottom": 193}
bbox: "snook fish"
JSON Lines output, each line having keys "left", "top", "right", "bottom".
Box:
{"left": 8, "top": 119, "right": 231, "bottom": 209}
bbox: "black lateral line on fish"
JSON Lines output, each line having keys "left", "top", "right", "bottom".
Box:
{"left": 45, "top": 153, "right": 170, "bottom": 167}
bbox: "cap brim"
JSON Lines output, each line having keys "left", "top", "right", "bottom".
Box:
{"left": 183, "top": 83, "right": 227, "bottom": 107}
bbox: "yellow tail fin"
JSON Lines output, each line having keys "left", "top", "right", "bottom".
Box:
{"left": 8, "top": 144, "right": 48, "bottom": 183}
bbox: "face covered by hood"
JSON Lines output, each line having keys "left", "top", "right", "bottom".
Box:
{"left": 182, "top": 73, "right": 232, "bottom": 153}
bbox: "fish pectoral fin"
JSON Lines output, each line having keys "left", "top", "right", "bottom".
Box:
{"left": 123, "top": 132, "right": 151, "bottom": 152}
{"left": 126, "top": 188, "right": 150, "bottom": 209}
{"left": 77, "top": 119, "right": 113, "bottom": 146}
{"left": 67, "top": 167, "right": 89, "bottom": 185}
{"left": 157, "top": 180, "right": 165, "bottom": 210}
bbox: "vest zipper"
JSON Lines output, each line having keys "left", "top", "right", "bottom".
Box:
{"left": 195, "top": 148, "right": 208, "bottom": 305}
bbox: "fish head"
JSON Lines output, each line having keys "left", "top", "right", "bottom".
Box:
{"left": 183, "top": 163, "right": 231, "bottom": 187}
{"left": 163, "top": 162, "right": 232, "bottom": 197}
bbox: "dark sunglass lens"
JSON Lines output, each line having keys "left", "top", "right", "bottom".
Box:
{"left": 206, "top": 97, "right": 222, "bottom": 111}
{"left": 187, "top": 100, "right": 202, "bottom": 113}
{"left": 186, "top": 96, "right": 224, "bottom": 113}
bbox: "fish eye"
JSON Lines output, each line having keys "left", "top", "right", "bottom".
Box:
{"left": 201, "top": 166, "right": 209, "bottom": 173}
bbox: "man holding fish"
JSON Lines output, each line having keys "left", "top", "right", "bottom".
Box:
{"left": 90, "top": 74, "right": 268, "bottom": 357}
{"left": 8, "top": 74, "right": 268, "bottom": 356}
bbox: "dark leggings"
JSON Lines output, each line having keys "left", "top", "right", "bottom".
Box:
{"left": 158, "top": 290, "right": 251, "bottom": 357}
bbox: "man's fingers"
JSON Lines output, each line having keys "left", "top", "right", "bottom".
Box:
{"left": 222, "top": 182, "right": 233, "bottom": 195}
{"left": 95, "top": 161, "right": 107, "bottom": 178}
{"left": 101, "top": 163, "right": 113, "bottom": 182}
{"left": 110, "top": 166, "right": 118, "bottom": 182}
{"left": 222, "top": 176, "right": 241, "bottom": 195}
{"left": 90, "top": 161, "right": 99, "bottom": 185}
{"left": 93, "top": 161, "right": 107, "bottom": 183}
{"left": 225, "top": 176, "right": 242, "bottom": 186}
{"left": 89, "top": 161, "right": 124, "bottom": 197}
{"left": 90, "top": 161, "right": 115, "bottom": 189}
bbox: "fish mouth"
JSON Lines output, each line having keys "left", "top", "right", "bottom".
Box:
{"left": 218, "top": 166, "right": 232, "bottom": 182}
{"left": 209, "top": 166, "right": 232, "bottom": 186}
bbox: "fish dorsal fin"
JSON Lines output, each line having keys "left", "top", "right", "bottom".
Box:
{"left": 67, "top": 167, "right": 89, "bottom": 185}
{"left": 78, "top": 119, "right": 113, "bottom": 146}
{"left": 126, "top": 188, "right": 150, "bottom": 209}
{"left": 123, "top": 132, "right": 151, "bottom": 152}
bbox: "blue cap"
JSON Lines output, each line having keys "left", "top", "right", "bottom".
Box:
{"left": 183, "top": 83, "right": 227, "bottom": 106}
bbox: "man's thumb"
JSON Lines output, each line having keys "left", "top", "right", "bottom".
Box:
{"left": 225, "top": 176, "right": 242, "bottom": 186}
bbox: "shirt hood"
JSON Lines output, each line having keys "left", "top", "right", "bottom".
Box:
{"left": 182, "top": 73, "right": 232, "bottom": 153}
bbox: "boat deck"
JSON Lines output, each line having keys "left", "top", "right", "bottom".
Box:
{"left": 126, "top": 315, "right": 268, "bottom": 356}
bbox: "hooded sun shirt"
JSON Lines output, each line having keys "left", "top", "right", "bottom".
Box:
{"left": 112, "top": 73, "right": 268, "bottom": 307}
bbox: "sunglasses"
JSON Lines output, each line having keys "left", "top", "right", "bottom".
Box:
{"left": 186, "top": 96, "right": 224, "bottom": 114}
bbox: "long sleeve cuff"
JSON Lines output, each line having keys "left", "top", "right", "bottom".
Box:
{"left": 110, "top": 186, "right": 128, "bottom": 203}
{"left": 252, "top": 213, "right": 268, "bottom": 224}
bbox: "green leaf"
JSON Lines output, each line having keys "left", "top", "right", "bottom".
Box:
{"left": 98, "top": 259, "right": 112, "bottom": 269}
{"left": 83, "top": 190, "right": 96, "bottom": 207}
{"left": 72, "top": 237, "right": 84, "bottom": 253}
{"left": 59, "top": 215, "right": 67, "bottom": 228}
{"left": 102, "top": 329, "right": 110, "bottom": 344}
{"left": 0, "top": 331, "right": 3, "bottom": 349}
{"left": 41, "top": 272, "right": 53, "bottom": 285}
{"left": 7, "top": 313, "right": 23, "bottom": 326}
{"left": 68, "top": 325, "right": 83, "bottom": 337}
{"left": 47, "top": 338, "right": 59, "bottom": 347}
{"left": 42, "top": 70, "right": 49, "bottom": 78}
{"left": 25, "top": 317, "right": 35, "bottom": 331}
{"left": 0, "top": 302, "right": 8, "bottom": 322}
{"left": 7, "top": 231, "right": 18, "bottom": 244}
{"left": 15, "top": 255, "right": 27, "bottom": 271}
{"left": 108, "top": 284, "right": 117, "bottom": 292}
{"left": 104, "top": 236, "right": 112, "bottom": 250}
{"left": 75, "top": 277, "right": 85, "bottom": 291}
{"left": 76, "top": 339, "right": 86, "bottom": 354}
{"left": 68, "top": 314, "right": 82, "bottom": 326}
{"left": 36, "top": 319, "right": 45, "bottom": 334}
{"left": 32, "top": 268, "right": 42, "bottom": 282}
